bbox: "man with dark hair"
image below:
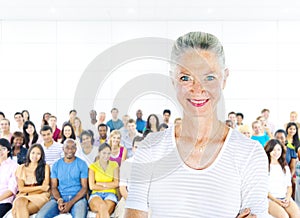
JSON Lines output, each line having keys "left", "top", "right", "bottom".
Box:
{"left": 236, "top": 112, "right": 244, "bottom": 127}
{"left": 94, "top": 123, "right": 109, "bottom": 146}
{"left": 228, "top": 111, "right": 237, "bottom": 129}
{"left": 14, "top": 112, "right": 24, "bottom": 132}
{"left": 36, "top": 139, "right": 88, "bottom": 218}
{"left": 136, "top": 109, "right": 146, "bottom": 134}
{"left": 163, "top": 109, "right": 171, "bottom": 126}
{"left": 40, "top": 125, "right": 63, "bottom": 167}
{"left": 106, "top": 108, "right": 123, "bottom": 132}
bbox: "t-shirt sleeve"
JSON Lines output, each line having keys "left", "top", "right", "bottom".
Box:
{"left": 119, "top": 160, "right": 130, "bottom": 187}
{"left": 9, "top": 162, "right": 18, "bottom": 195}
{"left": 285, "top": 166, "right": 292, "bottom": 187}
{"left": 79, "top": 159, "right": 88, "bottom": 179}
{"left": 291, "top": 148, "right": 297, "bottom": 159}
{"left": 240, "top": 141, "right": 269, "bottom": 217}
{"left": 125, "top": 138, "right": 153, "bottom": 212}
{"left": 51, "top": 161, "right": 58, "bottom": 179}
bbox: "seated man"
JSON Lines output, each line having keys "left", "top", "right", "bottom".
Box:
{"left": 36, "top": 138, "right": 88, "bottom": 218}
{"left": 115, "top": 136, "right": 144, "bottom": 218}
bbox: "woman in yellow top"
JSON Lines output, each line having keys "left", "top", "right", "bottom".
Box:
{"left": 89, "top": 143, "right": 119, "bottom": 218}
{"left": 12, "top": 143, "right": 50, "bottom": 218}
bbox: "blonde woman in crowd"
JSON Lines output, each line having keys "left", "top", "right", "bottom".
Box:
{"left": 109, "top": 130, "right": 127, "bottom": 166}
{"left": 12, "top": 144, "right": 50, "bottom": 218}
{"left": 89, "top": 143, "right": 119, "bottom": 218}
{"left": 0, "top": 118, "right": 12, "bottom": 142}
{"left": 238, "top": 125, "right": 251, "bottom": 138}
{"left": 265, "top": 139, "right": 300, "bottom": 217}
{"left": 73, "top": 117, "right": 83, "bottom": 140}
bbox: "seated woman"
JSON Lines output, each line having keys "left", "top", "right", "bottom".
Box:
{"left": 12, "top": 143, "right": 50, "bottom": 218}
{"left": 0, "top": 138, "right": 18, "bottom": 218}
{"left": 88, "top": 143, "right": 119, "bottom": 218}
{"left": 10, "top": 131, "right": 27, "bottom": 164}
{"left": 76, "top": 130, "right": 98, "bottom": 165}
{"left": 265, "top": 139, "right": 300, "bottom": 218}
{"left": 109, "top": 130, "right": 127, "bottom": 166}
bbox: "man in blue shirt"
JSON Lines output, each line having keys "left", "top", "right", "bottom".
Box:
{"left": 106, "top": 108, "right": 123, "bottom": 132}
{"left": 135, "top": 109, "right": 146, "bottom": 134}
{"left": 36, "top": 138, "right": 88, "bottom": 218}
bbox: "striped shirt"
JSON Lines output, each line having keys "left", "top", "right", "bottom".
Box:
{"left": 125, "top": 127, "right": 269, "bottom": 218}
{"left": 41, "top": 141, "right": 63, "bottom": 167}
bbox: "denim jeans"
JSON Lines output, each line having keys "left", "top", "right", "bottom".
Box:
{"left": 36, "top": 196, "right": 87, "bottom": 218}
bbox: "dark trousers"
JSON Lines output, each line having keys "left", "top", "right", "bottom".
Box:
{"left": 0, "top": 203, "right": 12, "bottom": 218}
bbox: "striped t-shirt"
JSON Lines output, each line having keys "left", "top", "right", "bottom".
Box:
{"left": 125, "top": 127, "right": 269, "bottom": 218}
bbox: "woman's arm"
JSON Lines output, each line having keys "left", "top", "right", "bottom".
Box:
{"left": 17, "top": 164, "right": 50, "bottom": 194}
{"left": 94, "top": 167, "right": 119, "bottom": 189}
{"left": 0, "top": 190, "right": 14, "bottom": 201}
{"left": 122, "top": 147, "right": 127, "bottom": 161}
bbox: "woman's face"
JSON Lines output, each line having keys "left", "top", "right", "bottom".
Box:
{"left": 270, "top": 144, "right": 282, "bottom": 161}
{"left": 26, "top": 124, "right": 35, "bottom": 135}
{"left": 173, "top": 49, "right": 228, "bottom": 118}
{"left": 252, "top": 123, "right": 261, "bottom": 134}
{"left": 99, "top": 147, "right": 111, "bottom": 162}
{"left": 287, "top": 125, "right": 297, "bottom": 137}
{"left": 82, "top": 134, "right": 92, "bottom": 146}
{"left": 149, "top": 116, "right": 157, "bottom": 126}
{"left": 74, "top": 119, "right": 81, "bottom": 128}
{"left": 63, "top": 126, "right": 72, "bottom": 138}
{"left": 22, "top": 111, "right": 29, "bottom": 121}
{"left": 111, "top": 134, "right": 121, "bottom": 146}
{"left": 30, "top": 146, "right": 42, "bottom": 163}
{"left": 0, "top": 120, "right": 9, "bottom": 131}
{"left": 13, "top": 137, "right": 24, "bottom": 147}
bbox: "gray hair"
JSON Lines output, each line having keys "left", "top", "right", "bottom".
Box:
{"left": 170, "top": 32, "right": 225, "bottom": 74}
{"left": 63, "top": 138, "right": 76, "bottom": 147}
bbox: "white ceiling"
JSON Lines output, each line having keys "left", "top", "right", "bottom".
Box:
{"left": 1, "top": 0, "right": 300, "bottom": 21}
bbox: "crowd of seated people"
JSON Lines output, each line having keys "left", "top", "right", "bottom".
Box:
{"left": 1, "top": 108, "right": 300, "bottom": 217}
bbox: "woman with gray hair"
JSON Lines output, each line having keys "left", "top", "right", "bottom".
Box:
{"left": 125, "top": 32, "right": 269, "bottom": 217}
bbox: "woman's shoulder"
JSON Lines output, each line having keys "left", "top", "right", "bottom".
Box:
{"left": 109, "top": 160, "right": 119, "bottom": 168}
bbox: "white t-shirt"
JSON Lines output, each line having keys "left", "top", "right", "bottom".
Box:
{"left": 268, "top": 164, "right": 291, "bottom": 199}
{"left": 125, "top": 127, "right": 269, "bottom": 218}
{"left": 41, "top": 141, "right": 63, "bottom": 167}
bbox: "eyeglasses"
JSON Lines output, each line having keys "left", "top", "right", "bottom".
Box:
{"left": 0, "top": 147, "right": 8, "bottom": 152}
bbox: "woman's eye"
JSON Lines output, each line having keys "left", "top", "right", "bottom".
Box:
{"left": 206, "top": 75, "right": 215, "bottom": 81}
{"left": 180, "top": 75, "right": 192, "bottom": 82}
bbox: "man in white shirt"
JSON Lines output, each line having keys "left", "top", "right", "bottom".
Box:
{"left": 40, "top": 125, "right": 63, "bottom": 167}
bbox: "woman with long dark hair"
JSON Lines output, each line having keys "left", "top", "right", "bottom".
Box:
{"left": 21, "top": 110, "right": 30, "bottom": 122}
{"left": 23, "top": 121, "right": 39, "bottom": 149}
{"left": 143, "top": 114, "right": 160, "bottom": 133}
{"left": 12, "top": 144, "right": 50, "bottom": 218}
{"left": 59, "top": 123, "right": 76, "bottom": 144}
{"left": 265, "top": 139, "right": 300, "bottom": 217}
{"left": 286, "top": 122, "right": 300, "bottom": 157}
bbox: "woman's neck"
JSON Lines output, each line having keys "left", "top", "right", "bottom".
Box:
{"left": 0, "top": 156, "right": 8, "bottom": 164}
{"left": 270, "top": 158, "right": 279, "bottom": 165}
{"left": 180, "top": 114, "right": 220, "bottom": 141}
{"left": 29, "top": 162, "right": 38, "bottom": 168}
{"left": 83, "top": 145, "right": 92, "bottom": 154}
{"left": 287, "top": 135, "right": 293, "bottom": 143}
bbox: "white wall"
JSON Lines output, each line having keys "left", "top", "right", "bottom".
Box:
{"left": 0, "top": 20, "right": 299, "bottom": 131}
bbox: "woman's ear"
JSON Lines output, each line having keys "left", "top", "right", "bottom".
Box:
{"left": 222, "top": 68, "right": 229, "bottom": 90}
